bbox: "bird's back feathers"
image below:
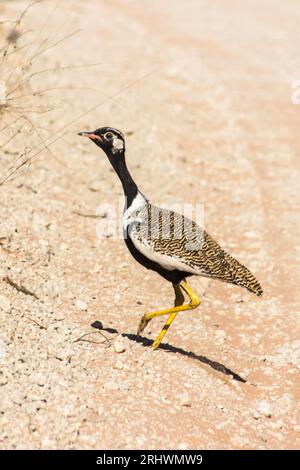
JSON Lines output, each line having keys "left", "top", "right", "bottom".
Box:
{"left": 126, "top": 202, "right": 263, "bottom": 296}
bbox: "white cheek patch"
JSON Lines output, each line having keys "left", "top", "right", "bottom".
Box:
{"left": 112, "top": 137, "right": 124, "bottom": 153}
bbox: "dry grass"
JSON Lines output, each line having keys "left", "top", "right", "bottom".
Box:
{"left": 0, "top": 1, "right": 157, "bottom": 188}
{"left": 0, "top": 0, "right": 100, "bottom": 186}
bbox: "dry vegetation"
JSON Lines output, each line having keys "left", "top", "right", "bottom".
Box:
{"left": 0, "top": 0, "right": 99, "bottom": 186}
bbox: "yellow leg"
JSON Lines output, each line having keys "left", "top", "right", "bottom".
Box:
{"left": 151, "top": 284, "right": 184, "bottom": 349}
{"left": 137, "top": 281, "right": 201, "bottom": 350}
{"left": 152, "top": 282, "right": 201, "bottom": 349}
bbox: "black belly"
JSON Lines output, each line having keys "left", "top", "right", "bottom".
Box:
{"left": 124, "top": 233, "right": 192, "bottom": 285}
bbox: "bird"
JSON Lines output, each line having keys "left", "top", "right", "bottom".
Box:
{"left": 79, "top": 126, "right": 263, "bottom": 350}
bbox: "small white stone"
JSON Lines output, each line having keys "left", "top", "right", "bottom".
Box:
{"left": 293, "top": 424, "right": 300, "bottom": 433}
{"left": 113, "top": 359, "right": 124, "bottom": 370}
{"left": 34, "top": 373, "right": 46, "bottom": 386}
{"left": 179, "top": 392, "right": 192, "bottom": 407}
{"left": 113, "top": 339, "right": 126, "bottom": 353}
{"left": 75, "top": 300, "right": 88, "bottom": 311}
{"left": 255, "top": 400, "right": 272, "bottom": 418}
{"left": 251, "top": 410, "right": 261, "bottom": 420}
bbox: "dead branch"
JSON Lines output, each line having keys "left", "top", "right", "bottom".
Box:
{"left": 3, "top": 275, "right": 39, "bottom": 300}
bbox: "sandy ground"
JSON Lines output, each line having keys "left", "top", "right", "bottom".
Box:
{"left": 0, "top": 0, "right": 300, "bottom": 450}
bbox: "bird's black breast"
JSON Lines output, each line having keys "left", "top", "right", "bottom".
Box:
{"left": 123, "top": 229, "right": 191, "bottom": 285}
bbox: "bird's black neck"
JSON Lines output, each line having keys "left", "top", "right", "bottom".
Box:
{"left": 107, "top": 150, "right": 138, "bottom": 207}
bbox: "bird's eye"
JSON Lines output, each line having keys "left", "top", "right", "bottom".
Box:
{"left": 104, "top": 132, "right": 114, "bottom": 140}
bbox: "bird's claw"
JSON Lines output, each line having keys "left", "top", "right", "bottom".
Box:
{"left": 137, "top": 316, "right": 149, "bottom": 336}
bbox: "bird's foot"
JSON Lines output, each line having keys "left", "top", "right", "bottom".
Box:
{"left": 137, "top": 315, "right": 150, "bottom": 336}
{"left": 151, "top": 337, "right": 161, "bottom": 350}
{"left": 151, "top": 327, "right": 168, "bottom": 350}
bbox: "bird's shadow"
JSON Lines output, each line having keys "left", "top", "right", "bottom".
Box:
{"left": 92, "top": 322, "right": 246, "bottom": 383}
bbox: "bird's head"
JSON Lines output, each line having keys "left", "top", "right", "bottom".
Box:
{"left": 78, "top": 127, "right": 125, "bottom": 156}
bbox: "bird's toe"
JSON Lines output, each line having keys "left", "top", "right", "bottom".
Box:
{"left": 137, "top": 316, "right": 149, "bottom": 336}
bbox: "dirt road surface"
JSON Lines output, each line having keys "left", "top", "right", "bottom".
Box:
{"left": 0, "top": 0, "right": 299, "bottom": 449}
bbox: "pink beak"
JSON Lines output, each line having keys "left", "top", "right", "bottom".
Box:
{"left": 78, "top": 131, "right": 103, "bottom": 142}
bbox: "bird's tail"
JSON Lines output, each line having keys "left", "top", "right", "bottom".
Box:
{"left": 232, "top": 261, "right": 263, "bottom": 296}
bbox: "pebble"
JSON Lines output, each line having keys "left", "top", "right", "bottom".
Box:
{"left": 34, "top": 373, "right": 47, "bottom": 387}
{"left": 113, "top": 359, "right": 124, "bottom": 370}
{"left": 293, "top": 425, "right": 300, "bottom": 433}
{"left": 253, "top": 400, "right": 273, "bottom": 418}
{"left": 113, "top": 339, "right": 126, "bottom": 353}
{"left": 179, "top": 393, "right": 192, "bottom": 407}
{"left": 75, "top": 300, "right": 88, "bottom": 311}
